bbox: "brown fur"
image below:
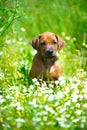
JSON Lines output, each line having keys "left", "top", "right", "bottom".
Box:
{"left": 29, "top": 32, "right": 66, "bottom": 81}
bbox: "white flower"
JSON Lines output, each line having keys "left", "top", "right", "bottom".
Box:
{"left": 14, "top": 62, "right": 18, "bottom": 65}
{"left": 31, "top": 50, "right": 37, "bottom": 55}
{"left": 12, "top": 39, "right": 16, "bottom": 43}
{"left": 80, "top": 124, "right": 85, "bottom": 128}
{"left": 19, "top": 37, "right": 23, "bottom": 41}
{"left": 20, "top": 61, "right": 25, "bottom": 65}
{"left": 60, "top": 122, "right": 70, "bottom": 128}
{"left": 35, "top": 81, "right": 40, "bottom": 86}
{"left": 32, "top": 117, "right": 41, "bottom": 123}
{"left": 65, "top": 36, "right": 70, "bottom": 40}
{"left": 72, "top": 118, "right": 80, "bottom": 123}
{"left": 0, "top": 95, "right": 3, "bottom": 99}
{"left": 58, "top": 76, "right": 65, "bottom": 85}
{"left": 29, "top": 99, "right": 38, "bottom": 108}
{"left": 65, "top": 100, "right": 71, "bottom": 106}
{"left": 38, "top": 93, "right": 42, "bottom": 96}
{"left": 23, "top": 42, "right": 27, "bottom": 46}
{"left": 32, "top": 78, "right": 37, "bottom": 82}
{"left": 20, "top": 48, "right": 23, "bottom": 52}
{"left": 74, "top": 89, "right": 79, "bottom": 94}
{"left": 21, "top": 27, "right": 25, "bottom": 32}
{"left": 40, "top": 86, "right": 46, "bottom": 91}
{"left": 47, "top": 89, "right": 53, "bottom": 94}
{"left": 59, "top": 107, "right": 66, "bottom": 113}
{"left": 15, "top": 118, "right": 25, "bottom": 122}
{"left": 83, "top": 103, "right": 87, "bottom": 108}
{"left": 56, "top": 91, "right": 64, "bottom": 99}
{"left": 76, "top": 103, "right": 80, "bottom": 108}
{"left": 65, "top": 87, "right": 70, "bottom": 93}
{"left": 6, "top": 40, "right": 11, "bottom": 44}
{"left": 44, "top": 105, "right": 55, "bottom": 114}
{"left": 75, "top": 79, "right": 81, "bottom": 84}
{"left": 0, "top": 72, "right": 4, "bottom": 77}
{"left": 55, "top": 80, "right": 59, "bottom": 85}
{"left": 0, "top": 98, "right": 5, "bottom": 103}
{"left": 0, "top": 95, "right": 5, "bottom": 103}
{"left": 48, "top": 83, "right": 54, "bottom": 88}
{"left": 6, "top": 95, "right": 14, "bottom": 100}
{"left": 81, "top": 116, "right": 86, "bottom": 123}
{"left": 73, "top": 37, "right": 77, "bottom": 41}
{"left": 79, "top": 95, "right": 83, "bottom": 100}
{"left": 10, "top": 102, "right": 22, "bottom": 109}
{"left": 84, "top": 94, "right": 87, "bottom": 99}
{"left": 69, "top": 77, "right": 74, "bottom": 82}
{"left": 82, "top": 42, "right": 86, "bottom": 46}
{"left": 84, "top": 80, "right": 87, "bottom": 88}
{"left": 0, "top": 51, "right": 3, "bottom": 55}
{"left": 71, "top": 83, "right": 76, "bottom": 89}
{"left": 75, "top": 110, "right": 82, "bottom": 115}
{"left": 71, "top": 93, "right": 78, "bottom": 102}
{"left": 48, "top": 95, "right": 54, "bottom": 101}
{"left": 15, "top": 118, "right": 25, "bottom": 128}
{"left": 29, "top": 85, "right": 34, "bottom": 90}
{"left": 16, "top": 106, "right": 24, "bottom": 110}
{"left": 57, "top": 115, "right": 68, "bottom": 128}
{"left": 41, "top": 82, "right": 47, "bottom": 87}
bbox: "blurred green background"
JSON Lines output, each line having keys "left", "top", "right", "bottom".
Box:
{"left": 0, "top": 0, "right": 87, "bottom": 84}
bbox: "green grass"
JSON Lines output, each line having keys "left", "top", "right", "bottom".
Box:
{"left": 0, "top": 0, "right": 87, "bottom": 130}
{"left": 0, "top": 70, "right": 87, "bottom": 130}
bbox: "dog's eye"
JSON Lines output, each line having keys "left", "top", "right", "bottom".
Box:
{"left": 40, "top": 42, "right": 46, "bottom": 46}
{"left": 53, "top": 41, "right": 57, "bottom": 45}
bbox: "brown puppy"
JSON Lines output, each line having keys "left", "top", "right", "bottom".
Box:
{"left": 29, "top": 32, "right": 66, "bottom": 81}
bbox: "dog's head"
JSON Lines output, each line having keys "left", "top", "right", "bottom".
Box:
{"left": 30, "top": 32, "right": 66, "bottom": 58}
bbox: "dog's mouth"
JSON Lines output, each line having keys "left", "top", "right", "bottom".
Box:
{"left": 45, "top": 55, "right": 55, "bottom": 58}
{"left": 44, "top": 49, "right": 56, "bottom": 58}
{"left": 44, "top": 52, "right": 56, "bottom": 58}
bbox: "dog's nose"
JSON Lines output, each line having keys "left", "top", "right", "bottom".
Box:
{"left": 46, "top": 48, "right": 53, "bottom": 54}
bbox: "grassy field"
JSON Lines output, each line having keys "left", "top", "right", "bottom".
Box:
{"left": 0, "top": 0, "right": 87, "bottom": 130}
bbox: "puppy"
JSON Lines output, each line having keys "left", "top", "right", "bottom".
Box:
{"left": 29, "top": 32, "right": 66, "bottom": 81}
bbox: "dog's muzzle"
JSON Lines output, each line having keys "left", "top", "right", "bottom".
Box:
{"left": 45, "top": 48, "right": 54, "bottom": 58}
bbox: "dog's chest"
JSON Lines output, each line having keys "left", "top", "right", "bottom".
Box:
{"left": 46, "top": 64, "right": 57, "bottom": 74}
{"left": 44, "top": 61, "right": 60, "bottom": 80}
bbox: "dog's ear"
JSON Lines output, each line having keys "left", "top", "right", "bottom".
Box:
{"left": 30, "top": 35, "right": 41, "bottom": 50}
{"left": 55, "top": 35, "right": 66, "bottom": 51}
